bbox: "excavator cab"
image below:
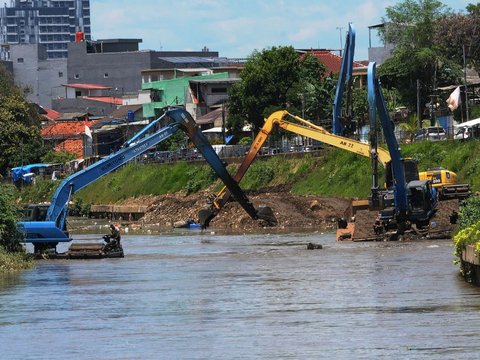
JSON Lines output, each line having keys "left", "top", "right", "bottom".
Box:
{"left": 407, "top": 180, "right": 437, "bottom": 226}
{"left": 23, "top": 204, "right": 49, "bottom": 221}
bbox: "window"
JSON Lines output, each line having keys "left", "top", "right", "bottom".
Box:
{"left": 58, "top": 72, "right": 63, "bottom": 78}
{"left": 211, "top": 87, "right": 227, "bottom": 94}
{"left": 17, "top": 58, "right": 24, "bottom": 63}
{"left": 74, "top": 74, "right": 79, "bottom": 79}
{"left": 104, "top": 73, "right": 108, "bottom": 78}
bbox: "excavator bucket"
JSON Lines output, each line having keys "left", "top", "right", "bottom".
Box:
{"left": 198, "top": 207, "right": 216, "bottom": 229}
{"left": 256, "top": 206, "right": 277, "bottom": 226}
{"left": 198, "top": 205, "right": 277, "bottom": 229}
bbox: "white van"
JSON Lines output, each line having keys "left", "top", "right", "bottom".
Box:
{"left": 454, "top": 118, "right": 480, "bottom": 140}
{"left": 454, "top": 126, "right": 471, "bottom": 140}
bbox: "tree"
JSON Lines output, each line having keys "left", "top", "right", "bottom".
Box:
{"left": 0, "top": 64, "right": 44, "bottom": 175}
{"left": 0, "top": 184, "right": 23, "bottom": 252}
{"left": 377, "top": 0, "right": 461, "bottom": 111}
{"left": 434, "top": 4, "right": 480, "bottom": 75}
{"left": 41, "top": 149, "right": 77, "bottom": 164}
{"left": 228, "top": 46, "right": 300, "bottom": 132}
{"left": 227, "top": 47, "right": 332, "bottom": 134}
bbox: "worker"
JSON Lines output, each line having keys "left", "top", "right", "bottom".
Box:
{"left": 109, "top": 224, "right": 121, "bottom": 243}
{"left": 104, "top": 224, "right": 121, "bottom": 250}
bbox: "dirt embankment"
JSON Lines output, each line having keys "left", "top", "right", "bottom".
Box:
{"left": 121, "top": 185, "right": 351, "bottom": 232}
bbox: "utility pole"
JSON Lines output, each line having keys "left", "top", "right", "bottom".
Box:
{"left": 416, "top": 79, "right": 421, "bottom": 129}
{"left": 463, "top": 45, "right": 469, "bottom": 122}
{"left": 336, "top": 27, "right": 343, "bottom": 56}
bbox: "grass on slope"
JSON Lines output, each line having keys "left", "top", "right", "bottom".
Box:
{"left": 291, "top": 148, "right": 375, "bottom": 198}
{"left": 75, "top": 162, "right": 217, "bottom": 204}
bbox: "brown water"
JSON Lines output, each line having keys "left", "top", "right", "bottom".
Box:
{"left": 1, "top": 231, "right": 480, "bottom": 359}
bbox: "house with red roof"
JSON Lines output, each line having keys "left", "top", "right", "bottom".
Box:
{"left": 297, "top": 49, "right": 367, "bottom": 86}
{"left": 41, "top": 112, "right": 96, "bottom": 159}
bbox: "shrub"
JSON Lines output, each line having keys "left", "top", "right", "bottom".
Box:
{"left": 458, "top": 196, "right": 480, "bottom": 229}
{"left": 0, "top": 184, "right": 24, "bottom": 252}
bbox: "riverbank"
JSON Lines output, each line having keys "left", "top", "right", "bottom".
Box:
{"left": 107, "top": 186, "right": 352, "bottom": 232}
{"left": 0, "top": 247, "right": 34, "bottom": 272}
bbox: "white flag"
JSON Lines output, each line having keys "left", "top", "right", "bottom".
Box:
{"left": 446, "top": 86, "right": 461, "bottom": 111}
{"left": 85, "top": 124, "right": 92, "bottom": 139}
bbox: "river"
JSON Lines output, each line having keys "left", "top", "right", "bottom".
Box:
{"left": 1, "top": 230, "right": 480, "bottom": 359}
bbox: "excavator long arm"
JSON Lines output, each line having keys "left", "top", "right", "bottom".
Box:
{"left": 19, "top": 107, "right": 276, "bottom": 245}
{"left": 166, "top": 108, "right": 276, "bottom": 225}
{"left": 199, "top": 109, "right": 392, "bottom": 227}
{"left": 19, "top": 112, "right": 183, "bottom": 243}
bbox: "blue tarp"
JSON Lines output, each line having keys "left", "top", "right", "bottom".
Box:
{"left": 11, "top": 163, "right": 51, "bottom": 182}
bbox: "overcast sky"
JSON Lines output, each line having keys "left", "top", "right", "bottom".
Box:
{"left": 90, "top": 0, "right": 471, "bottom": 61}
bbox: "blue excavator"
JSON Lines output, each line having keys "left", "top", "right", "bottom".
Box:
{"left": 368, "top": 62, "right": 437, "bottom": 239}
{"left": 19, "top": 107, "right": 276, "bottom": 257}
{"left": 333, "top": 22, "right": 355, "bottom": 137}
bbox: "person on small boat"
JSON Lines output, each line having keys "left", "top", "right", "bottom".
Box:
{"left": 104, "top": 224, "right": 121, "bottom": 251}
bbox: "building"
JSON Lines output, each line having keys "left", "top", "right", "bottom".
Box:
{"left": 0, "top": 0, "right": 91, "bottom": 60}
{"left": 367, "top": 23, "right": 395, "bottom": 65}
{"left": 40, "top": 112, "right": 94, "bottom": 158}
{"left": 51, "top": 83, "right": 122, "bottom": 116}
{"left": 9, "top": 42, "right": 66, "bottom": 107}
{"left": 68, "top": 39, "right": 220, "bottom": 99}
{"left": 142, "top": 72, "right": 231, "bottom": 119}
{"left": 298, "top": 49, "right": 367, "bottom": 86}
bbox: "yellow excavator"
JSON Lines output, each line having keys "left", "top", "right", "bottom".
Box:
{"left": 198, "top": 110, "right": 470, "bottom": 228}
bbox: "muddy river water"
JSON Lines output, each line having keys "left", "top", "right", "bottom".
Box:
{"left": 1, "top": 230, "right": 480, "bottom": 359}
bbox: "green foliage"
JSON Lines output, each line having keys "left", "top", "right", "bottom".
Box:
{"left": 0, "top": 184, "right": 24, "bottom": 253}
{"left": 15, "top": 178, "right": 57, "bottom": 204}
{"left": 457, "top": 196, "right": 480, "bottom": 230}
{"left": 70, "top": 198, "right": 91, "bottom": 217}
{"left": 155, "top": 131, "right": 188, "bottom": 151}
{"left": 352, "top": 87, "right": 369, "bottom": 126}
{"left": 227, "top": 47, "right": 332, "bottom": 134}
{"left": 0, "top": 65, "right": 44, "bottom": 175}
{"left": 453, "top": 221, "right": 480, "bottom": 259}
{"left": 41, "top": 150, "right": 77, "bottom": 164}
{"left": 242, "top": 164, "right": 275, "bottom": 189}
{"left": 228, "top": 46, "right": 301, "bottom": 132}
{"left": 401, "top": 139, "right": 480, "bottom": 190}
{"left": 238, "top": 137, "right": 252, "bottom": 145}
{"left": 292, "top": 148, "right": 373, "bottom": 197}
{"left": 434, "top": 8, "right": 480, "bottom": 74}
{"left": 75, "top": 163, "right": 216, "bottom": 203}
{"left": 378, "top": 0, "right": 462, "bottom": 111}
{"left": 184, "top": 166, "right": 217, "bottom": 195}
{"left": 0, "top": 246, "right": 34, "bottom": 272}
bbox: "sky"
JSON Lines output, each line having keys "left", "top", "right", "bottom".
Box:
{"left": 90, "top": 0, "right": 472, "bottom": 61}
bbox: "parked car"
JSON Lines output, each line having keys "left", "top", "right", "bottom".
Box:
{"left": 414, "top": 126, "right": 447, "bottom": 142}
{"left": 454, "top": 126, "right": 471, "bottom": 140}
{"left": 289, "top": 144, "right": 304, "bottom": 152}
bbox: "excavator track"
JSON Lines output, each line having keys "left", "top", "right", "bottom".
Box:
{"left": 338, "top": 198, "right": 460, "bottom": 242}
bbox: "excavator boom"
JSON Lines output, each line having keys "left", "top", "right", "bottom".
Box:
{"left": 199, "top": 109, "right": 391, "bottom": 228}
{"left": 19, "top": 107, "right": 275, "bottom": 252}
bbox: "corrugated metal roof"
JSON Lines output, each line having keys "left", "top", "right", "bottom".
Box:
{"left": 189, "top": 78, "right": 239, "bottom": 84}
{"left": 110, "top": 104, "right": 143, "bottom": 119}
{"left": 196, "top": 108, "right": 223, "bottom": 124}
{"left": 57, "top": 112, "right": 89, "bottom": 121}
{"left": 84, "top": 96, "right": 122, "bottom": 105}
{"left": 177, "top": 68, "right": 211, "bottom": 73}
{"left": 158, "top": 57, "right": 215, "bottom": 63}
{"left": 64, "top": 83, "right": 112, "bottom": 90}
